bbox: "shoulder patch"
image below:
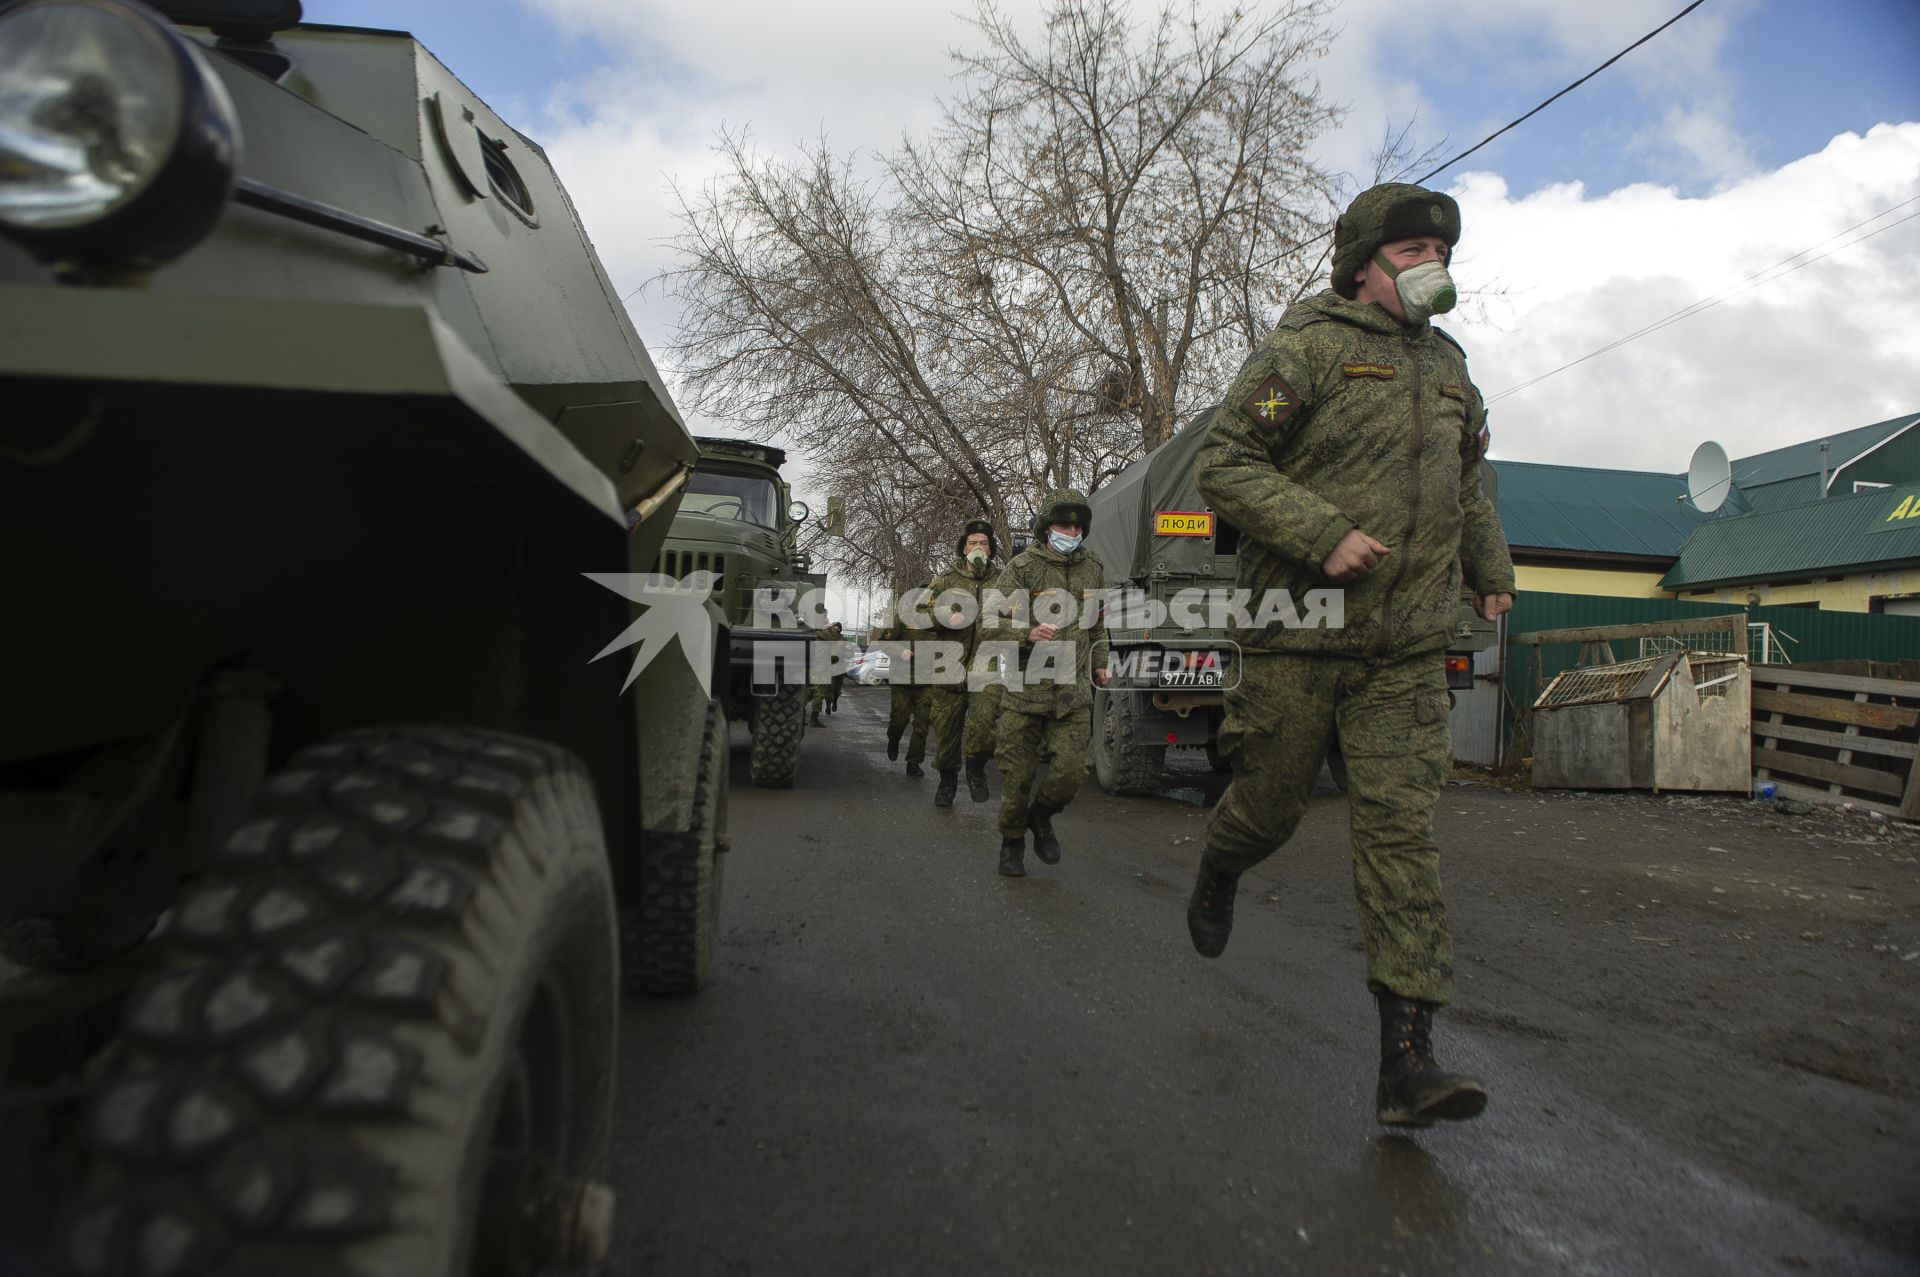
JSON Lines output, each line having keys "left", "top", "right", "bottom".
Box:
{"left": 1342, "top": 362, "right": 1396, "bottom": 380}
{"left": 1439, "top": 383, "right": 1472, "bottom": 403}
{"left": 1240, "top": 375, "right": 1300, "bottom": 429}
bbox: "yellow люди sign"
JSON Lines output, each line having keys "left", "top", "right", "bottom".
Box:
{"left": 1155, "top": 511, "right": 1212, "bottom": 537}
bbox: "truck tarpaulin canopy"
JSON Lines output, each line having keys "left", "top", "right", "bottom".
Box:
{"left": 1086, "top": 408, "right": 1223, "bottom": 587}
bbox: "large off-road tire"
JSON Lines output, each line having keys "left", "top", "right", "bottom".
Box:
{"left": 48, "top": 727, "right": 618, "bottom": 1277}
{"left": 1091, "top": 691, "right": 1165, "bottom": 796}
{"left": 747, "top": 685, "right": 804, "bottom": 789}
{"left": 623, "top": 698, "right": 728, "bottom": 996}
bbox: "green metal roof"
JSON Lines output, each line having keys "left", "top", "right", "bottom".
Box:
{"left": 1731, "top": 412, "right": 1919, "bottom": 493}
{"left": 1491, "top": 460, "right": 1734, "bottom": 558}
{"left": 1660, "top": 483, "right": 1920, "bottom": 589}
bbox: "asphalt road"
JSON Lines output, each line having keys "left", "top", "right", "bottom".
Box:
{"left": 608, "top": 685, "right": 1920, "bottom": 1276}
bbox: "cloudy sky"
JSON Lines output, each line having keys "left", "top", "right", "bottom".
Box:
{"left": 317, "top": 0, "right": 1919, "bottom": 483}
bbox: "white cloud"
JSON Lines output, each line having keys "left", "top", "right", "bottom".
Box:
{"left": 505, "top": 0, "right": 1918, "bottom": 493}
{"left": 1444, "top": 123, "right": 1920, "bottom": 471}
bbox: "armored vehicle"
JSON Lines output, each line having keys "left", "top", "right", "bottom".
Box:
{"left": 1085, "top": 411, "right": 1497, "bottom": 794}
{"left": 654, "top": 437, "right": 824, "bottom": 788}
{"left": 0, "top": 3, "right": 725, "bottom": 1273}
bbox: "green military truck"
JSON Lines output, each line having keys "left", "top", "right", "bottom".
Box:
{"left": 1085, "top": 411, "right": 1498, "bottom": 794}
{"left": 654, "top": 437, "right": 825, "bottom": 788}
{"left": 0, "top": 3, "right": 724, "bottom": 1272}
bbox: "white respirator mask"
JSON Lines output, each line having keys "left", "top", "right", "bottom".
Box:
{"left": 1374, "top": 251, "right": 1457, "bottom": 324}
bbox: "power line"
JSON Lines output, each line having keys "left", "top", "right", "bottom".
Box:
{"left": 1289, "top": 0, "right": 1709, "bottom": 302}
{"left": 1486, "top": 199, "right": 1920, "bottom": 404}
{"left": 1415, "top": 1, "right": 1708, "bottom": 187}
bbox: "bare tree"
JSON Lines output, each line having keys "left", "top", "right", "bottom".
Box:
{"left": 898, "top": 0, "right": 1342, "bottom": 454}
{"left": 662, "top": 0, "right": 1347, "bottom": 589}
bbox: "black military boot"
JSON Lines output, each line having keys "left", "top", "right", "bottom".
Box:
{"left": 934, "top": 769, "right": 958, "bottom": 807}
{"left": 905, "top": 759, "right": 924, "bottom": 778}
{"left": 810, "top": 704, "right": 825, "bottom": 726}
{"left": 1027, "top": 803, "right": 1062, "bottom": 865}
{"left": 1374, "top": 992, "right": 1489, "bottom": 1128}
{"left": 1186, "top": 854, "right": 1240, "bottom": 958}
{"left": 886, "top": 728, "right": 902, "bottom": 761}
{"left": 964, "top": 755, "right": 990, "bottom": 803}
{"left": 997, "top": 836, "right": 1026, "bottom": 877}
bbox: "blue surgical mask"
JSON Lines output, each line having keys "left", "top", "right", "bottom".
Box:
{"left": 1048, "top": 529, "right": 1082, "bottom": 554}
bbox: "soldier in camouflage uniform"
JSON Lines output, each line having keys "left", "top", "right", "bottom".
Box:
{"left": 964, "top": 664, "right": 1004, "bottom": 780}
{"left": 983, "top": 490, "right": 1111, "bottom": 876}
{"left": 925, "top": 520, "right": 1000, "bottom": 807}
{"left": 808, "top": 621, "right": 847, "bottom": 726}
{"left": 876, "top": 587, "right": 933, "bottom": 776}
{"left": 1187, "top": 183, "right": 1516, "bottom": 1128}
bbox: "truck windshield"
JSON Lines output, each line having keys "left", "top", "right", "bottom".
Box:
{"left": 682, "top": 471, "right": 779, "bottom": 528}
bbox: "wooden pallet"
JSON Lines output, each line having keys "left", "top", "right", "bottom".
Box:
{"left": 1750, "top": 666, "right": 1920, "bottom": 820}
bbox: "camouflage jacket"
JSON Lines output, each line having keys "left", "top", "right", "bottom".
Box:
{"left": 811, "top": 625, "right": 850, "bottom": 680}
{"left": 872, "top": 583, "right": 931, "bottom": 643}
{"left": 926, "top": 557, "right": 995, "bottom": 675}
{"left": 1195, "top": 289, "right": 1515, "bottom": 658}
{"left": 984, "top": 542, "right": 1111, "bottom": 717}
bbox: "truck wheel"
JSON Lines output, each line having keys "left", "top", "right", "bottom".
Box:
{"left": 1091, "top": 691, "right": 1165, "bottom": 796}
{"left": 748, "top": 685, "right": 804, "bottom": 789}
{"left": 623, "top": 697, "right": 728, "bottom": 996}
{"left": 49, "top": 727, "right": 617, "bottom": 1277}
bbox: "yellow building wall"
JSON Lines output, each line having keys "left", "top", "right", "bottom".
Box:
{"left": 1514, "top": 565, "right": 1671, "bottom": 598}
{"left": 1671, "top": 568, "right": 1920, "bottom": 614}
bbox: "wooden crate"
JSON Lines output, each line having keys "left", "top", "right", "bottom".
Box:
{"left": 1750, "top": 666, "right": 1920, "bottom": 820}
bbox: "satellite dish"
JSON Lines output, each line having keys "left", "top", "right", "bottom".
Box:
{"left": 1686, "top": 441, "right": 1732, "bottom": 513}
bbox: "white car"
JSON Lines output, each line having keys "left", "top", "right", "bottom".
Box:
{"left": 847, "top": 649, "right": 891, "bottom": 685}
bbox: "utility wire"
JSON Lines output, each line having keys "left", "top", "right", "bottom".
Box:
{"left": 1486, "top": 199, "right": 1920, "bottom": 403}
{"left": 1415, "top": 1, "right": 1708, "bottom": 188}
{"left": 1288, "top": 0, "right": 1709, "bottom": 302}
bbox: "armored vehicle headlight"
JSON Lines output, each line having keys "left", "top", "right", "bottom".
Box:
{"left": 0, "top": 0, "right": 238, "bottom": 266}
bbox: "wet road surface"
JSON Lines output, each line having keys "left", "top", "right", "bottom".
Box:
{"left": 609, "top": 686, "right": 1920, "bottom": 1275}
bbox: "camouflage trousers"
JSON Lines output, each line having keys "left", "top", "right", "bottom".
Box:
{"left": 807, "top": 675, "right": 844, "bottom": 711}
{"left": 888, "top": 682, "right": 932, "bottom": 765}
{"left": 965, "top": 681, "right": 1004, "bottom": 761}
{"left": 996, "top": 703, "right": 1091, "bottom": 839}
{"left": 1205, "top": 650, "right": 1456, "bottom": 1005}
{"left": 927, "top": 681, "right": 1006, "bottom": 772}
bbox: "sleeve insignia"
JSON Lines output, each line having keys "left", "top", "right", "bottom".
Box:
{"left": 1240, "top": 374, "right": 1299, "bottom": 429}
{"left": 1341, "top": 362, "right": 1396, "bottom": 379}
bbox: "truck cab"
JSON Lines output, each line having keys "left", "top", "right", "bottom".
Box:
{"left": 654, "top": 437, "right": 827, "bottom": 787}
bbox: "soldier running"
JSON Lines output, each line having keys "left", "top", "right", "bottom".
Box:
{"left": 808, "top": 621, "right": 847, "bottom": 727}
{"left": 984, "top": 491, "right": 1111, "bottom": 876}
{"left": 1187, "top": 183, "right": 1516, "bottom": 1128}
{"left": 876, "top": 585, "right": 933, "bottom": 777}
{"left": 925, "top": 520, "right": 1000, "bottom": 807}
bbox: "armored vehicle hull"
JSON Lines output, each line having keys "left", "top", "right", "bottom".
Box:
{"left": 1, "top": 5, "right": 723, "bottom": 1273}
